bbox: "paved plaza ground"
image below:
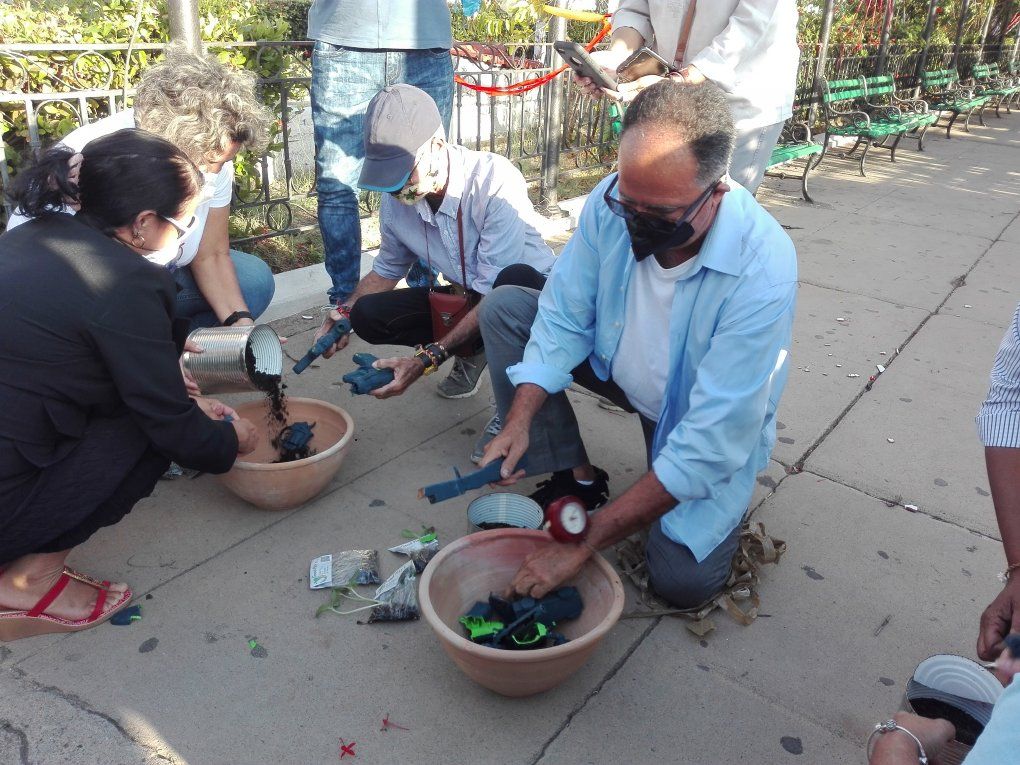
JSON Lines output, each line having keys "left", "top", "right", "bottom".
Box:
{"left": 2, "top": 116, "right": 1019, "bottom": 765}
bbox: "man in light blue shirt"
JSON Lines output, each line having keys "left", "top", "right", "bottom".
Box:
{"left": 479, "top": 80, "right": 797, "bottom": 608}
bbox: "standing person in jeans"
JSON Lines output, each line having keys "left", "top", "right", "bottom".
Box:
{"left": 308, "top": 0, "right": 455, "bottom": 307}
{"left": 479, "top": 82, "right": 797, "bottom": 608}
{"left": 575, "top": 0, "right": 800, "bottom": 193}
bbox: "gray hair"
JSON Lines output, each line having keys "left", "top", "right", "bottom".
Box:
{"left": 134, "top": 44, "right": 272, "bottom": 165}
{"left": 622, "top": 80, "right": 735, "bottom": 185}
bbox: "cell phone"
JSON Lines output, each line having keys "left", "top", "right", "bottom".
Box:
{"left": 616, "top": 47, "right": 676, "bottom": 84}
{"left": 553, "top": 41, "right": 617, "bottom": 91}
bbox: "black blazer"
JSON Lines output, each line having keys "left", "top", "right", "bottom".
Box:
{"left": 0, "top": 214, "right": 238, "bottom": 474}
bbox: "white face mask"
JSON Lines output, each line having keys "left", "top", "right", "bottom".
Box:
{"left": 393, "top": 144, "right": 445, "bottom": 206}
{"left": 139, "top": 214, "right": 201, "bottom": 270}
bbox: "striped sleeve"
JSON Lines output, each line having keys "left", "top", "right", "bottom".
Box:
{"left": 976, "top": 303, "right": 1020, "bottom": 448}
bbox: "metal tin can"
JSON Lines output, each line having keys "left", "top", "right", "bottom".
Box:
{"left": 181, "top": 324, "right": 283, "bottom": 394}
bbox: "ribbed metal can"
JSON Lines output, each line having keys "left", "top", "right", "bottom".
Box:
{"left": 181, "top": 324, "right": 283, "bottom": 394}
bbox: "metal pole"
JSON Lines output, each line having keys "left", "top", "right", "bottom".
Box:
{"left": 915, "top": 0, "right": 940, "bottom": 89}
{"left": 807, "top": 0, "right": 836, "bottom": 128}
{"left": 168, "top": 0, "right": 202, "bottom": 52}
{"left": 875, "top": 0, "right": 896, "bottom": 75}
{"left": 539, "top": 0, "right": 567, "bottom": 217}
{"left": 951, "top": 0, "right": 972, "bottom": 69}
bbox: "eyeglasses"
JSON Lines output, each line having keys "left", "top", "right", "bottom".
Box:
{"left": 603, "top": 175, "right": 720, "bottom": 234}
{"left": 163, "top": 214, "right": 199, "bottom": 240}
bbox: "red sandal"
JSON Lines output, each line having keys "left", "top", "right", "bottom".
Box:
{"left": 0, "top": 567, "right": 132, "bottom": 642}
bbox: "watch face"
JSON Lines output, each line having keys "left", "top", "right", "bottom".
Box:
{"left": 559, "top": 502, "right": 587, "bottom": 535}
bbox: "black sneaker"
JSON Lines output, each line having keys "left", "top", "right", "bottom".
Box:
{"left": 529, "top": 467, "right": 610, "bottom": 512}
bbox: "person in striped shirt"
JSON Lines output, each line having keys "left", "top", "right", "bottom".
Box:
{"left": 975, "top": 303, "right": 1020, "bottom": 662}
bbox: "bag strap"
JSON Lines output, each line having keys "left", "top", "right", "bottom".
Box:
{"left": 457, "top": 205, "right": 468, "bottom": 291}
{"left": 421, "top": 206, "right": 469, "bottom": 292}
{"left": 673, "top": 0, "right": 698, "bottom": 69}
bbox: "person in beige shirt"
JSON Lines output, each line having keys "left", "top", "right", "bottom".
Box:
{"left": 578, "top": 0, "right": 800, "bottom": 193}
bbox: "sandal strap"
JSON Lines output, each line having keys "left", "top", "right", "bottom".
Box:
{"left": 26, "top": 573, "right": 71, "bottom": 618}
{"left": 88, "top": 582, "right": 112, "bottom": 623}
{"left": 63, "top": 567, "right": 111, "bottom": 590}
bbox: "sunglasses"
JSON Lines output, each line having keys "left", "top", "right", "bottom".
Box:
{"left": 603, "top": 175, "right": 721, "bottom": 235}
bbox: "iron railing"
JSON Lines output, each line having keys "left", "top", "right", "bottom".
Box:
{"left": 0, "top": 39, "right": 616, "bottom": 248}
{"left": 1, "top": 38, "right": 1016, "bottom": 250}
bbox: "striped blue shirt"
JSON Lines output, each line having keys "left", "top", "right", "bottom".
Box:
{"left": 977, "top": 304, "right": 1020, "bottom": 448}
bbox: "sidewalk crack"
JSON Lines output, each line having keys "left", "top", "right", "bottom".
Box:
{"left": 530, "top": 619, "right": 659, "bottom": 765}
{"left": 0, "top": 719, "right": 30, "bottom": 765}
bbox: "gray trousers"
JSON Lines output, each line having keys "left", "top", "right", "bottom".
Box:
{"left": 731, "top": 120, "right": 786, "bottom": 194}
{"left": 479, "top": 285, "right": 741, "bottom": 609}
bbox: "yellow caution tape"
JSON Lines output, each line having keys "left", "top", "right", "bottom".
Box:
{"left": 542, "top": 4, "right": 608, "bottom": 23}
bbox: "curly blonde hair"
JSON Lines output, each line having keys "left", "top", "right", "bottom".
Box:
{"left": 134, "top": 44, "right": 273, "bottom": 166}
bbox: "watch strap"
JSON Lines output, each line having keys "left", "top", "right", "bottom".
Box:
{"left": 222, "top": 310, "right": 254, "bottom": 326}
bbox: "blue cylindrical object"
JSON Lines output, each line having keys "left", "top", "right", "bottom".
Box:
{"left": 292, "top": 318, "right": 351, "bottom": 374}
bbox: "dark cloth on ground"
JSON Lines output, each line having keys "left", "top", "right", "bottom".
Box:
{"left": 0, "top": 214, "right": 238, "bottom": 562}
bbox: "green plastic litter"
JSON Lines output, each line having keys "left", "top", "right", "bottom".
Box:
{"left": 458, "top": 615, "right": 504, "bottom": 640}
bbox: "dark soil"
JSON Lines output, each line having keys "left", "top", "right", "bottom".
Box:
{"left": 909, "top": 699, "right": 985, "bottom": 745}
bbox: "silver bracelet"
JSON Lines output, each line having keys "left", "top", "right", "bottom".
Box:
{"left": 866, "top": 720, "right": 928, "bottom": 764}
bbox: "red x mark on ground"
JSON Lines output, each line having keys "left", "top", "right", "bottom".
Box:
{"left": 339, "top": 738, "right": 356, "bottom": 759}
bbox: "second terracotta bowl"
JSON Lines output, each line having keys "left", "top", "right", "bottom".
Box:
{"left": 418, "top": 528, "right": 625, "bottom": 697}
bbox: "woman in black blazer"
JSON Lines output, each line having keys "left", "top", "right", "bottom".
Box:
{"left": 0, "top": 129, "right": 259, "bottom": 641}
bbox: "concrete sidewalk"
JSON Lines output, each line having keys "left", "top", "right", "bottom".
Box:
{"left": 2, "top": 116, "right": 1019, "bottom": 765}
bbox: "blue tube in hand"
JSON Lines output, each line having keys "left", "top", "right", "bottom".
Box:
{"left": 292, "top": 317, "right": 351, "bottom": 374}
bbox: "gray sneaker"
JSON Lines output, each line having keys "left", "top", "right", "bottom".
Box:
{"left": 436, "top": 351, "right": 487, "bottom": 399}
{"left": 471, "top": 412, "right": 503, "bottom": 464}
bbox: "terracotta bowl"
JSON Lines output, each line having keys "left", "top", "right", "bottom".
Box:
{"left": 217, "top": 397, "right": 355, "bottom": 511}
{"left": 418, "top": 528, "right": 626, "bottom": 697}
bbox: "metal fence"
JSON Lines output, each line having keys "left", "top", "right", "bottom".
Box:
{"left": 0, "top": 37, "right": 1017, "bottom": 250}
{"left": 0, "top": 39, "right": 617, "bottom": 250}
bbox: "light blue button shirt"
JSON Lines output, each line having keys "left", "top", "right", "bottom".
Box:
{"left": 508, "top": 174, "right": 798, "bottom": 561}
{"left": 372, "top": 144, "right": 556, "bottom": 294}
{"left": 962, "top": 676, "right": 1020, "bottom": 764}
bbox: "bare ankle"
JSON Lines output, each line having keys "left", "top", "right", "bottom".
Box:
{"left": 572, "top": 465, "right": 596, "bottom": 483}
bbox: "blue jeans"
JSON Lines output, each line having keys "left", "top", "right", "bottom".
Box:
{"left": 173, "top": 250, "right": 276, "bottom": 330}
{"left": 311, "top": 44, "right": 454, "bottom": 303}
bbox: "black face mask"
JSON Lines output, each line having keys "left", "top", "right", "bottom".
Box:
{"left": 605, "top": 175, "right": 721, "bottom": 261}
{"left": 625, "top": 216, "right": 697, "bottom": 261}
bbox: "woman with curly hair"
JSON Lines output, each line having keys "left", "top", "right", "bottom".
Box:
{"left": 8, "top": 44, "right": 276, "bottom": 346}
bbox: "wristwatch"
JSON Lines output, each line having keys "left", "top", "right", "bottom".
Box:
{"left": 544, "top": 496, "right": 590, "bottom": 543}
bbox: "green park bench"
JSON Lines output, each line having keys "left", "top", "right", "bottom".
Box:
{"left": 860, "top": 74, "right": 938, "bottom": 152}
{"left": 763, "top": 118, "right": 823, "bottom": 202}
{"left": 970, "top": 62, "right": 1020, "bottom": 117}
{"left": 815, "top": 77, "right": 919, "bottom": 176}
{"left": 920, "top": 69, "right": 990, "bottom": 138}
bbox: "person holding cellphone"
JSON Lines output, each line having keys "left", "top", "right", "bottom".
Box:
{"left": 575, "top": 0, "right": 800, "bottom": 193}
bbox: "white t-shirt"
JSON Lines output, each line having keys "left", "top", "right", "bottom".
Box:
{"left": 5, "top": 109, "right": 234, "bottom": 270}
{"left": 611, "top": 254, "right": 700, "bottom": 420}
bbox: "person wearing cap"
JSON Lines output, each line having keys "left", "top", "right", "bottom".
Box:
{"left": 308, "top": 0, "right": 455, "bottom": 308}
{"left": 313, "top": 85, "right": 556, "bottom": 450}
{"left": 478, "top": 81, "right": 797, "bottom": 609}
